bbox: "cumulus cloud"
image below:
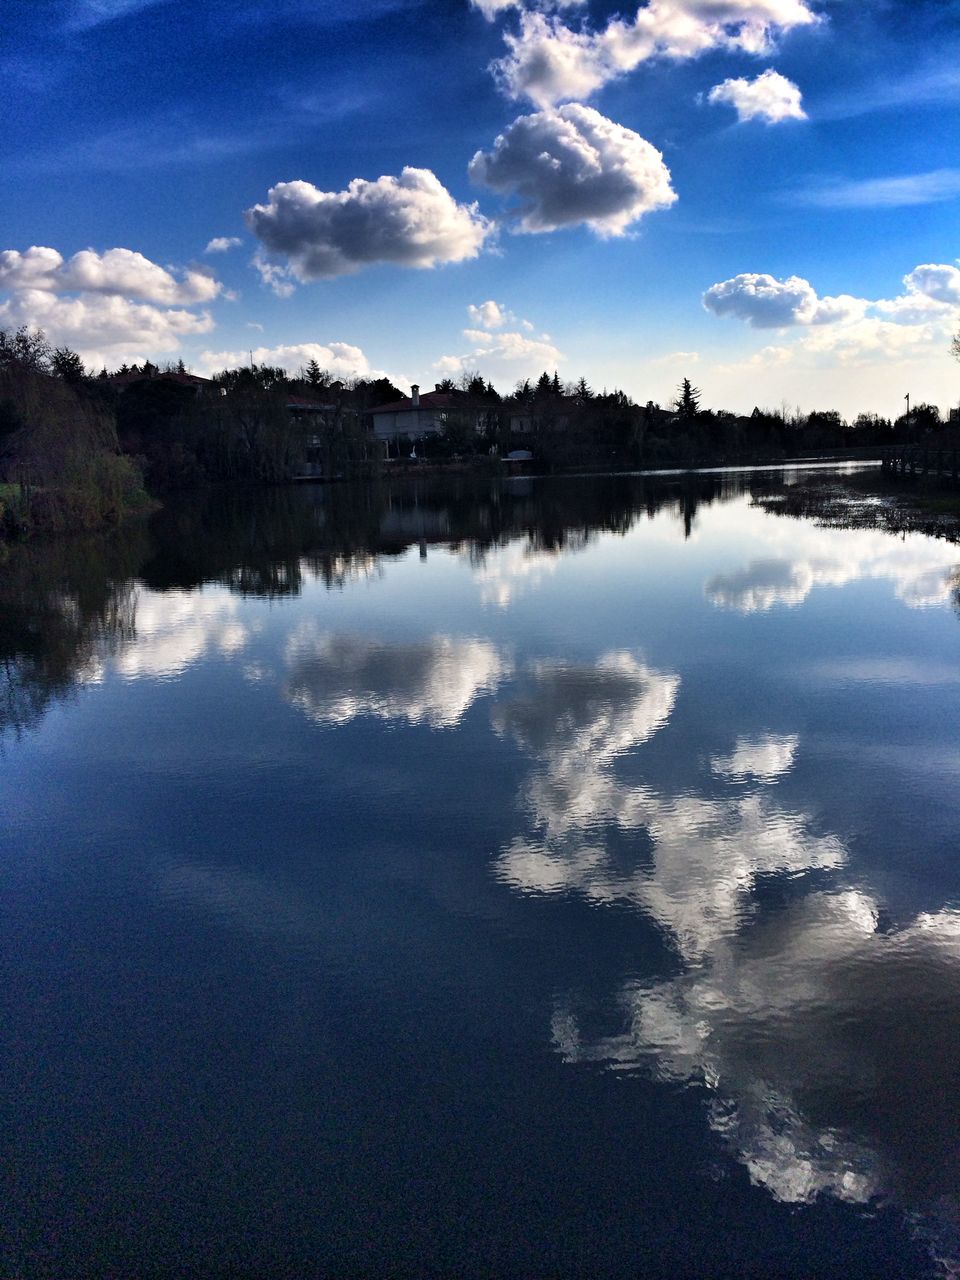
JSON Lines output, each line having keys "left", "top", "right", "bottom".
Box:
{"left": 704, "top": 259, "right": 960, "bottom": 379}
{"left": 703, "top": 273, "right": 866, "bottom": 328}
{"left": 0, "top": 245, "right": 221, "bottom": 304}
{"left": 0, "top": 243, "right": 224, "bottom": 365}
{"left": 468, "top": 299, "right": 512, "bottom": 328}
{"left": 205, "top": 236, "right": 243, "bottom": 253}
{"left": 434, "top": 325, "right": 563, "bottom": 380}
{"left": 472, "top": 0, "right": 517, "bottom": 14}
{"left": 195, "top": 340, "right": 400, "bottom": 384}
{"left": 470, "top": 104, "right": 676, "bottom": 235}
{"left": 245, "top": 168, "right": 491, "bottom": 282}
{"left": 796, "top": 315, "right": 948, "bottom": 366}
{"left": 0, "top": 288, "right": 214, "bottom": 367}
{"left": 707, "top": 68, "right": 806, "bottom": 123}
{"left": 493, "top": 1, "right": 818, "bottom": 108}
{"left": 902, "top": 261, "right": 960, "bottom": 306}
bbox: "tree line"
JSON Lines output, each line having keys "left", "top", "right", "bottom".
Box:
{"left": 1, "top": 324, "right": 957, "bottom": 536}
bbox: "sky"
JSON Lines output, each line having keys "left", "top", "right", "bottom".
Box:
{"left": 2, "top": 0, "right": 960, "bottom": 416}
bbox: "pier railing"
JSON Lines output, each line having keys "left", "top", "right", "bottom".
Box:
{"left": 881, "top": 446, "right": 960, "bottom": 483}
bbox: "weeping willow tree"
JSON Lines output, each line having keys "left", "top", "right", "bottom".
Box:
{"left": 0, "top": 327, "right": 150, "bottom": 534}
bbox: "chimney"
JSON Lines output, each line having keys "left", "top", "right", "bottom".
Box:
{"left": 411, "top": 384, "right": 420, "bottom": 407}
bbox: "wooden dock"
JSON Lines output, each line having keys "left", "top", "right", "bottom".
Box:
{"left": 882, "top": 447, "right": 960, "bottom": 483}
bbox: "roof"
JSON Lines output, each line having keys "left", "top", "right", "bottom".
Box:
{"left": 286, "top": 394, "right": 334, "bottom": 411}
{"left": 107, "top": 369, "right": 214, "bottom": 389}
{"left": 370, "top": 391, "right": 461, "bottom": 414}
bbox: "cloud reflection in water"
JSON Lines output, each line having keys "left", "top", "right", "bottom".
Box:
{"left": 490, "top": 649, "right": 960, "bottom": 1258}
{"left": 492, "top": 657, "right": 841, "bottom": 960}
{"left": 284, "top": 627, "right": 509, "bottom": 728}
{"left": 705, "top": 524, "right": 960, "bottom": 613}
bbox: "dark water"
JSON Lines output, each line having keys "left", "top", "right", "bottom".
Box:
{"left": 3, "top": 469, "right": 960, "bottom": 1278}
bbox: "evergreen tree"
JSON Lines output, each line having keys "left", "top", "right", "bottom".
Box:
{"left": 675, "top": 377, "right": 701, "bottom": 420}
{"left": 51, "top": 346, "right": 86, "bottom": 385}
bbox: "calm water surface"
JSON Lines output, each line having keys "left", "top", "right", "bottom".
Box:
{"left": 3, "top": 469, "right": 960, "bottom": 1277}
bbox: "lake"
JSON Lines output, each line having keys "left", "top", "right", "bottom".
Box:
{"left": 3, "top": 468, "right": 960, "bottom": 1278}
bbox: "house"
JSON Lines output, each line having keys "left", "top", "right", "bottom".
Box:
{"left": 286, "top": 394, "right": 338, "bottom": 421}
{"left": 106, "top": 368, "right": 215, "bottom": 396}
{"left": 370, "top": 384, "right": 456, "bottom": 447}
{"left": 507, "top": 394, "right": 578, "bottom": 435}
{"left": 370, "top": 384, "right": 499, "bottom": 452}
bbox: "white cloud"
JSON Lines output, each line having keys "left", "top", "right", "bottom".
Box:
{"left": 0, "top": 245, "right": 222, "bottom": 304}
{"left": 205, "top": 236, "right": 243, "bottom": 254}
{"left": 467, "top": 299, "right": 513, "bottom": 328}
{"left": 251, "top": 251, "right": 296, "bottom": 298}
{"left": 492, "top": 1, "right": 819, "bottom": 108}
{"left": 703, "top": 259, "right": 960, "bottom": 392}
{"left": 703, "top": 273, "right": 864, "bottom": 328}
{"left": 902, "top": 262, "right": 960, "bottom": 306}
{"left": 472, "top": 0, "right": 518, "bottom": 15}
{"left": 66, "top": 0, "right": 170, "bottom": 31}
{"left": 435, "top": 326, "right": 563, "bottom": 381}
{"left": 795, "top": 315, "right": 947, "bottom": 366}
{"left": 707, "top": 68, "right": 806, "bottom": 123}
{"left": 195, "top": 340, "right": 400, "bottom": 384}
{"left": 0, "top": 288, "right": 214, "bottom": 367}
{"left": 0, "top": 243, "right": 224, "bottom": 366}
{"left": 463, "top": 327, "right": 559, "bottom": 354}
{"left": 651, "top": 349, "right": 701, "bottom": 365}
{"left": 245, "top": 168, "right": 492, "bottom": 282}
{"left": 796, "top": 168, "right": 960, "bottom": 209}
{"left": 469, "top": 104, "right": 676, "bottom": 235}
{"left": 0, "top": 246, "right": 63, "bottom": 290}
{"left": 471, "top": 0, "right": 584, "bottom": 19}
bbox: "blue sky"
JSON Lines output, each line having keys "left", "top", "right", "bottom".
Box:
{"left": 3, "top": 0, "right": 960, "bottom": 415}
